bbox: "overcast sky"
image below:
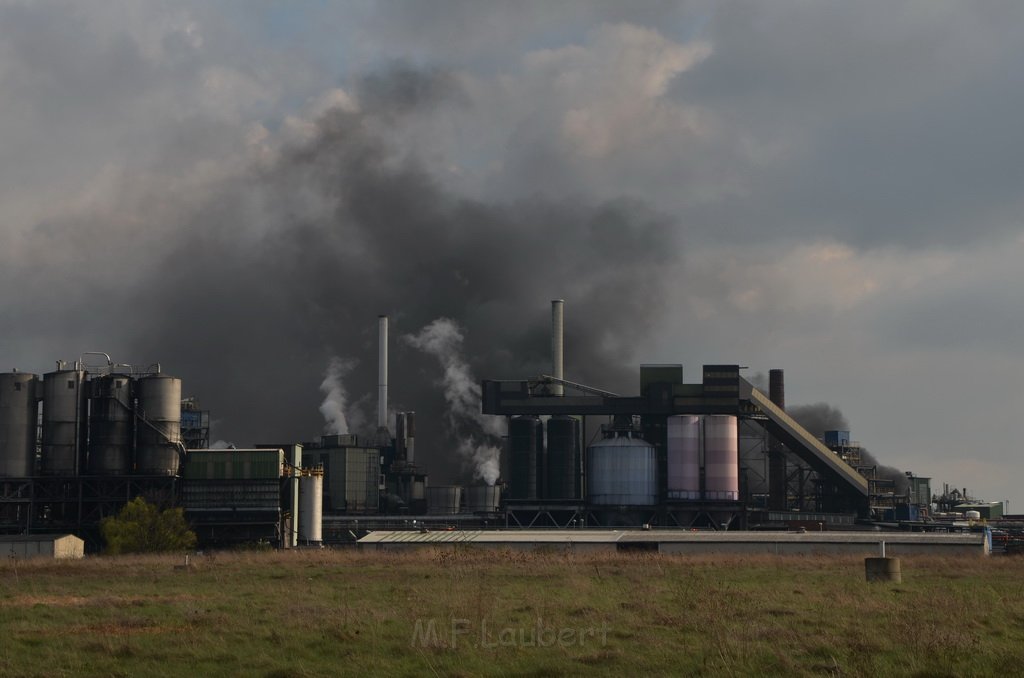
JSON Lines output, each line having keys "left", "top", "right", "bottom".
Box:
{"left": 2, "top": 1, "right": 1021, "bottom": 506}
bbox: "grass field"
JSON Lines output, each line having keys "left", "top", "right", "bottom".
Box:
{"left": 1, "top": 548, "right": 1022, "bottom": 677}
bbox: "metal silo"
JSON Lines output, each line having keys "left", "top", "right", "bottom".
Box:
{"left": 545, "top": 415, "right": 580, "bottom": 499}
{"left": 0, "top": 372, "right": 39, "bottom": 477}
{"left": 135, "top": 375, "right": 182, "bottom": 475}
{"left": 667, "top": 415, "right": 700, "bottom": 500}
{"left": 705, "top": 415, "right": 739, "bottom": 500}
{"left": 41, "top": 366, "right": 87, "bottom": 476}
{"left": 299, "top": 470, "right": 324, "bottom": 544}
{"left": 427, "top": 485, "right": 463, "bottom": 515}
{"left": 466, "top": 484, "right": 502, "bottom": 513}
{"left": 586, "top": 432, "right": 657, "bottom": 506}
{"left": 508, "top": 415, "right": 544, "bottom": 500}
{"left": 88, "top": 374, "right": 134, "bottom": 475}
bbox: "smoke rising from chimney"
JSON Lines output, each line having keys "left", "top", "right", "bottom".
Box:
{"left": 787, "top": 403, "right": 849, "bottom": 437}
{"left": 405, "top": 318, "right": 504, "bottom": 484}
{"left": 4, "top": 64, "right": 680, "bottom": 483}
{"left": 319, "top": 356, "right": 356, "bottom": 435}
{"left": 789, "top": 402, "right": 909, "bottom": 494}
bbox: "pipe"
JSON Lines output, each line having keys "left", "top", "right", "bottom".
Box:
{"left": 551, "top": 299, "right": 564, "bottom": 397}
{"left": 378, "top": 315, "right": 388, "bottom": 431}
{"left": 768, "top": 368, "right": 786, "bottom": 511}
{"left": 79, "top": 352, "right": 113, "bottom": 369}
{"left": 769, "top": 369, "right": 785, "bottom": 410}
{"left": 406, "top": 411, "right": 415, "bottom": 464}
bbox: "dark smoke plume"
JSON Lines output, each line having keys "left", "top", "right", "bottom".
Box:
{"left": 789, "top": 402, "right": 908, "bottom": 495}
{"left": 787, "top": 403, "right": 849, "bottom": 438}
{"left": 27, "top": 64, "right": 683, "bottom": 483}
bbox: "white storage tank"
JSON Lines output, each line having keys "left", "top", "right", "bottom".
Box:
{"left": 667, "top": 415, "right": 701, "bottom": 500}
{"left": 704, "top": 415, "right": 739, "bottom": 500}
{"left": 299, "top": 470, "right": 324, "bottom": 544}
{"left": 135, "top": 375, "right": 182, "bottom": 476}
{"left": 586, "top": 432, "right": 657, "bottom": 506}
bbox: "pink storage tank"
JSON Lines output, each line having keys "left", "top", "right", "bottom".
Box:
{"left": 667, "top": 415, "right": 700, "bottom": 500}
{"left": 704, "top": 415, "right": 739, "bottom": 500}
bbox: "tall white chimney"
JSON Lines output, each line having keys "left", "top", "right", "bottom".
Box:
{"left": 378, "top": 315, "right": 388, "bottom": 431}
{"left": 551, "top": 299, "right": 564, "bottom": 396}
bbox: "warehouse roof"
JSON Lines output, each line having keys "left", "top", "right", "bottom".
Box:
{"left": 358, "top": 529, "right": 986, "bottom": 546}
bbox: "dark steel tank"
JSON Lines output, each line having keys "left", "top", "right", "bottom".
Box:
{"left": 508, "top": 415, "right": 544, "bottom": 500}
{"left": 88, "top": 374, "right": 134, "bottom": 475}
{"left": 41, "top": 367, "right": 87, "bottom": 475}
{"left": 0, "top": 372, "right": 39, "bottom": 477}
{"left": 545, "top": 415, "right": 580, "bottom": 499}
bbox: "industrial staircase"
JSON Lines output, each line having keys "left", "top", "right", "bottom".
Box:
{"left": 741, "top": 379, "right": 869, "bottom": 497}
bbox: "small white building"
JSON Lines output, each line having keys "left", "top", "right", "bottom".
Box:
{"left": 0, "top": 534, "right": 85, "bottom": 560}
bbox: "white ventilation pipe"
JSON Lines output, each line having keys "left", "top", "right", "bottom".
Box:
{"left": 378, "top": 315, "right": 388, "bottom": 431}
{"left": 551, "top": 300, "right": 564, "bottom": 396}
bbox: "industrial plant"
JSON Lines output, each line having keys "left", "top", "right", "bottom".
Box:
{"left": 0, "top": 304, "right": 1015, "bottom": 554}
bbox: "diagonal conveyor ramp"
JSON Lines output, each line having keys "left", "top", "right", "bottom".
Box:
{"left": 742, "top": 379, "right": 869, "bottom": 497}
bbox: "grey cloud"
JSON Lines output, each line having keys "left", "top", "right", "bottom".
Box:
{"left": 671, "top": 2, "right": 1024, "bottom": 248}
{"left": 3, "top": 71, "right": 682, "bottom": 483}
{"left": 2, "top": 2, "right": 1021, "bottom": 505}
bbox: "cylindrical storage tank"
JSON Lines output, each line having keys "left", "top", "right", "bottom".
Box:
{"left": 88, "top": 374, "right": 134, "bottom": 475}
{"left": 545, "top": 416, "right": 580, "bottom": 500}
{"left": 466, "top": 484, "right": 502, "bottom": 513}
{"left": 704, "top": 415, "right": 739, "bottom": 500}
{"left": 508, "top": 416, "right": 544, "bottom": 500}
{"left": 41, "top": 368, "right": 87, "bottom": 476}
{"left": 299, "top": 472, "right": 324, "bottom": 544}
{"left": 667, "top": 415, "right": 700, "bottom": 500}
{"left": 426, "top": 485, "right": 463, "bottom": 515}
{"left": 135, "top": 375, "right": 182, "bottom": 475}
{"left": 0, "top": 372, "right": 40, "bottom": 477}
{"left": 586, "top": 433, "right": 657, "bottom": 506}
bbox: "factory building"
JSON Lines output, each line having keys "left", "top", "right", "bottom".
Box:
{"left": 480, "top": 301, "right": 946, "bottom": 532}
{"left": 0, "top": 307, "right": 1008, "bottom": 550}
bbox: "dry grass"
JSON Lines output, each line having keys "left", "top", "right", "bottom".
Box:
{"left": 1, "top": 548, "right": 1022, "bottom": 676}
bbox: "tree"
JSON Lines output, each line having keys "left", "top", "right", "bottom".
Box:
{"left": 101, "top": 497, "right": 197, "bottom": 554}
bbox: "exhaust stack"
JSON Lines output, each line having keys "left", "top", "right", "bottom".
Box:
{"left": 406, "top": 411, "right": 415, "bottom": 464}
{"left": 768, "top": 368, "right": 787, "bottom": 510}
{"left": 551, "top": 299, "right": 564, "bottom": 396}
{"left": 378, "top": 315, "right": 388, "bottom": 432}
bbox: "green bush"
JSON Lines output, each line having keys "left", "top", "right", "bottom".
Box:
{"left": 100, "top": 497, "right": 197, "bottom": 554}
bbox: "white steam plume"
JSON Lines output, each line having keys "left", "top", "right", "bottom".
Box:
{"left": 458, "top": 440, "right": 501, "bottom": 486}
{"left": 406, "top": 318, "right": 503, "bottom": 485}
{"left": 319, "top": 356, "right": 357, "bottom": 435}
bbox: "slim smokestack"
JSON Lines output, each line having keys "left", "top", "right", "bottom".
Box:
{"left": 769, "top": 369, "right": 785, "bottom": 410}
{"left": 406, "top": 411, "right": 415, "bottom": 464}
{"left": 768, "top": 368, "right": 786, "bottom": 511}
{"left": 551, "top": 299, "right": 564, "bottom": 396}
{"left": 378, "top": 315, "right": 388, "bottom": 431}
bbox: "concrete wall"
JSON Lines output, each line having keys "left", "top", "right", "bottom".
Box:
{"left": 656, "top": 541, "right": 985, "bottom": 557}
